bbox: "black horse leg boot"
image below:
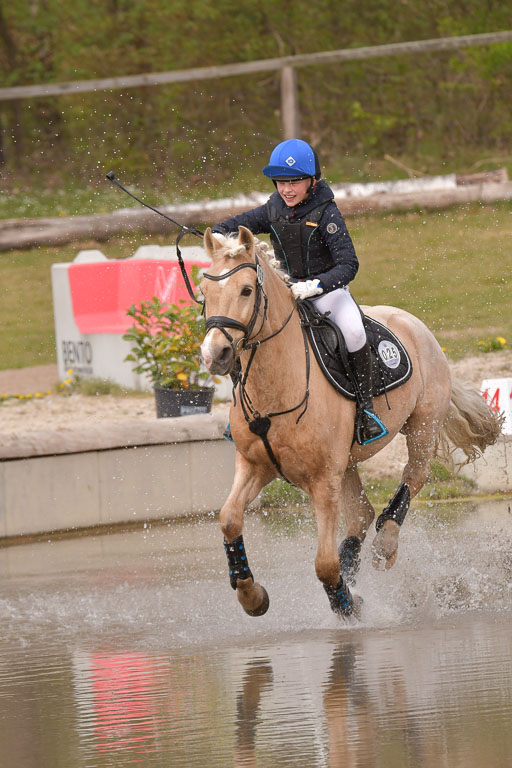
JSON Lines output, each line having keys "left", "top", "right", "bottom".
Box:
{"left": 348, "top": 343, "right": 389, "bottom": 445}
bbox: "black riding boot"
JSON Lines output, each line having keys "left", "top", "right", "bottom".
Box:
{"left": 348, "top": 343, "right": 389, "bottom": 445}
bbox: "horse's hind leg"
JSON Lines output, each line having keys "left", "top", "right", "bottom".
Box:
{"left": 338, "top": 466, "right": 376, "bottom": 585}
{"left": 372, "top": 411, "right": 440, "bottom": 570}
{"left": 221, "top": 451, "right": 274, "bottom": 616}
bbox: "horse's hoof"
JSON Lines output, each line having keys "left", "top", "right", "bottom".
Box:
{"left": 372, "top": 550, "right": 397, "bottom": 571}
{"left": 242, "top": 586, "right": 270, "bottom": 617}
{"left": 372, "top": 522, "right": 399, "bottom": 571}
{"left": 352, "top": 594, "right": 364, "bottom": 619}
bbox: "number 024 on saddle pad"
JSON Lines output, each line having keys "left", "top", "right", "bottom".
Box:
{"left": 299, "top": 300, "right": 413, "bottom": 400}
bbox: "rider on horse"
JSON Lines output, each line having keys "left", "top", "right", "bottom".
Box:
{"left": 212, "top": 138, "right": 388, "bottom": 445}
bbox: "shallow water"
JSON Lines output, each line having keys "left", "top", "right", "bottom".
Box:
{"left": 0, "top": 499, "right": 511, "bottom": 767}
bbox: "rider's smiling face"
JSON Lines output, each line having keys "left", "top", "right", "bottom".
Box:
{"left": 276, "top": 178, "right": 314, "bottom": 207}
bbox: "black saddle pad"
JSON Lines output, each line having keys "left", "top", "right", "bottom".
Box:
{"left": 299, "top": 300, "right": 413, "bottom": 400}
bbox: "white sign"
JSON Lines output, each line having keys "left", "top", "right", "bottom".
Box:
{"left": 481, "top": 378, "right": 512, "bottom": 435}
{"left": 51, "top": 245, "right": 232, "bottom": 399}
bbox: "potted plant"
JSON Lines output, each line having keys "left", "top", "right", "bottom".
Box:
{"left": 123, "top": 285, "right": 216, "bottom": 418}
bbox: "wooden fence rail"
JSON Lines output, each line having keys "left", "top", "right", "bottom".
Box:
{"left": 0, "top": 30, "right": 511, "bottom": 139}
{"left": 1, "top": 30, "right": 511, "bottom": 101}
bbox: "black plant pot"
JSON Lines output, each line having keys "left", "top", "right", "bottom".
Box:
{"left": 154, "top": 386, "right": 215, "bottom": 418}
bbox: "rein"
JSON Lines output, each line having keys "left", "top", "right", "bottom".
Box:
{"left": 203, "top": 256, "right": 311, "bottom": 483}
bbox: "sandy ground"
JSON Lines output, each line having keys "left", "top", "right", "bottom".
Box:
{"left": 0, "top": 351, "right": 510, "bottom": 479}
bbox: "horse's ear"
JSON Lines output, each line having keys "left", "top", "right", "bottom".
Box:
{"left": 238, "top": 225, "right": 255, "bottom": 255}
{"left": 203, "top": 227, "right": 223, "bottom": 257}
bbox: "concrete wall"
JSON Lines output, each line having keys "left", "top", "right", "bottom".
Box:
{"left": 0, "top": 412, "right": 235, "bottom": 540}
{"left": 457, "top": 436, "right": 512, "bottom": 494}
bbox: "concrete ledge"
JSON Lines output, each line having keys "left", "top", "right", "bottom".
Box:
{"left": 0, "top": 411, "right": 228, "bottom": 459}
{"left": 0, "top": 412, "right": 235, "bottom": 539}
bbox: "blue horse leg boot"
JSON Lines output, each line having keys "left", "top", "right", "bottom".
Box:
{"left": 223, "top": 422, "right": 233, "bottom": 442}
{"left": 338, "top": 536, "right": 362, "bottom": 586}
{"left": 348, "top": 343, "right": 389, "bottom": 445}
{"left": 224, "top": 535, "right": 253, "bottom": 589}
{"left": 324, "top": 576, "right": 355, "bottom": 617}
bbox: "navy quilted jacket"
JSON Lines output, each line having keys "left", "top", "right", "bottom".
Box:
{"left": 211, "top": 180, "right": 358, "bottom": 293}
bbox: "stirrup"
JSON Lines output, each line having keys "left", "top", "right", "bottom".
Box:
{"left": 223, "top": 423, "right": 234, "bottom": 442}
{"left": 355, "top": 407, "right": 388, "bottom": 445}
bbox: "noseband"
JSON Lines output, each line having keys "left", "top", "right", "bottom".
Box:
{"left": 202, "top": 256, "right": 268, "bottom": 353}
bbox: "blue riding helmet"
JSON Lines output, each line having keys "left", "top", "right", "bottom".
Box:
{"left": 262, "top": 139, "right": 321, "bottom": 181}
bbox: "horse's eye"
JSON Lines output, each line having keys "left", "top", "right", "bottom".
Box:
{"left": 241, "top": 286, "right": 253, "bottom": 297}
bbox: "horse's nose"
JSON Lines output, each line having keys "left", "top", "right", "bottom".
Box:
{"left": 201, "top": 332, "right": 234, "bottom": 375}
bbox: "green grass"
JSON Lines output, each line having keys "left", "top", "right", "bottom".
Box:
{"left": 260, "top": 462, "right": 476, "bottom": 515}
{"left": 257, "top": 467, "right": 489, "bottom": 536}
{"left": 349, "top": 201, "right": 512, "bottom": 358}
{"left": 0, "top": 200, "right": 510, "bottom": 369}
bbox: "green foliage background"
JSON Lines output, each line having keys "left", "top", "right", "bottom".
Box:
{"left": 1, "top": 0, "right": 512, "bottom": 197}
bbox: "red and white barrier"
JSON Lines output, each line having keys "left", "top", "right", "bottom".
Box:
{"left": 481, "top": 378, "right": 512, "bottom": 435}
{"left": 51, "top": 244, "right": 231, "bottom": 398}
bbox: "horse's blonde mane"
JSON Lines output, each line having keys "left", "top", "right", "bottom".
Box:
{"left": 212, "top": 232, "right": 290, "bottom": 283}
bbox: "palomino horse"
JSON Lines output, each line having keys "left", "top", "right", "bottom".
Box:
{"left": 200, "top": 226, "right": 501, "bottom": 618}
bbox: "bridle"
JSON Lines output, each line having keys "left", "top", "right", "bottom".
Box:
{"left": 203, "top": 255, "right": 268, "bottom": 354}
{"left": 202, "top": 253, "right": 311, "bottom": 483}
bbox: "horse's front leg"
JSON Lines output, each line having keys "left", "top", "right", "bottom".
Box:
{"left": 311, "top": 473, "right": 362, "bottom": 619}
{"left": 221, "top": 451, "right": 273, "bottom": 617}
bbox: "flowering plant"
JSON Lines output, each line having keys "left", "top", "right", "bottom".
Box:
{"left": 477, "top": 336, "right": 507, "bottom": 353}
{"left": 123, "top": 290, "right": 213, "bottom": 390}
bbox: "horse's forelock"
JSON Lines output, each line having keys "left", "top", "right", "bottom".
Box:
{"left": 212, "top": 232, "right": 249, "bottom": 260}
{"left": 210, "top": 233, "right": 289, "bottom": 283}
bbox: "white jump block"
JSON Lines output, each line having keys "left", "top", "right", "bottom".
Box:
{"left": 457, "top": 378, "right": 512, "bottom": 493}
{"left": 481, "top": 378, "right": 512, "bottom": 435}
{"left": 51, "top": 244, "right": 232, "bottom": 399}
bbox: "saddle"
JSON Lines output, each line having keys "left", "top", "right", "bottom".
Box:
{"left": 299, "top": 300, "right": 412, "bottom": 400}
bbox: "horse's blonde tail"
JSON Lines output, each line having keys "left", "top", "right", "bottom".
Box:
{"left": 437, "top": 378, "right": 503, "bottom": 466}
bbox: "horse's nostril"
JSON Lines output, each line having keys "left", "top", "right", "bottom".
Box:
{"left": 218, "top": 346, "right": 233, "bottom": 368}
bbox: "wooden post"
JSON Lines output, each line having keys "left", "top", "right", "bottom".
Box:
{"left": 280, "top": 66, "right": 300, "bottom": 139}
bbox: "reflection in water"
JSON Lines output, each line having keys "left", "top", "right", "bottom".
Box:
{"left": 234, "top": 659, "right": 273, "bottom": 767}
{"left": 0, "top": 500, "right": 511, "bottom": 767}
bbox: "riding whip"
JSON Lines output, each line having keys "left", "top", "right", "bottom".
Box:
{"left": 106, "top": 171, "right": 203, "bottom": 305}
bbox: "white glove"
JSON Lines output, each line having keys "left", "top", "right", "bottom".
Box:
{"left": 291, "top": 279, "right": 323, "bottom": 300}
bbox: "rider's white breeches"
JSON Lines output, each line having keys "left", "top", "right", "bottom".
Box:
{"left": 311, "top": 286, "right": 366, "bottom": 352}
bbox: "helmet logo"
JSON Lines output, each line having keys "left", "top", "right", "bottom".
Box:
{"left": 285, "top": 156, "right": 296, "bottom": 167}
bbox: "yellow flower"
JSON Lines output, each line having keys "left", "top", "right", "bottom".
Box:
{"left": 177, "top": 373, "right": 188, "bottom": 382}
{"left": 496, "top": 336, "right": 506, "bottom": 346}
{"left": 66, "top": 368, "right": 73, "bottom": 375}
{"left": 35, "top": 392, "right": 43, "bottom": 398}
